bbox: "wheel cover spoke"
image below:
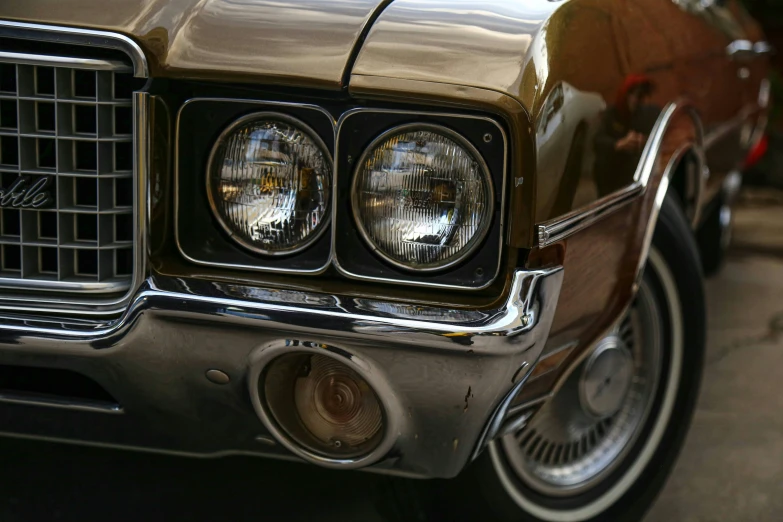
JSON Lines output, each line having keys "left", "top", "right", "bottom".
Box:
{"left": 500, "top": 277, "right": 664, "bottom": 497}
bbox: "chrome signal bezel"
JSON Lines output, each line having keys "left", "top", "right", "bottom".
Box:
{"left": 248, "top": 341, "right": 402, "bottom": 470}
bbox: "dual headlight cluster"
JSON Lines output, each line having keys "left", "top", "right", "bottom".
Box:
{"left": 207, "top": 114, "right": 493, "bottom": 271}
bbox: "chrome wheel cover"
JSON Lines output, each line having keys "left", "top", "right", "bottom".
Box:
{"left": 490, "top": 249, "right": 684, "bottom": 521}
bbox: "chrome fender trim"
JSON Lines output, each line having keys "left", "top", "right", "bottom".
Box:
{"left": 537, "top": 102, "right": 705, "bottom": 247}
{"left": 633, "top": 104, "right": 704, "bottom": 292}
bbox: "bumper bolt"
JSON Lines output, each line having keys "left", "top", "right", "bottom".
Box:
{"left": 205, "top": 369, "right": 230, "bottom": 385}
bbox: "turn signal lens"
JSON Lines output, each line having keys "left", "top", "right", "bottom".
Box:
{"left": 263, "top": 353, "right": 384, "bottom": 458}
{"left": 295, "top": 355, "right": 382, "bottom": 449}
{"left": 207, "top": 113, "right": 332, "bottom": 256}
{"left": 351, "top": 124, "right": 493, "bottom": 271}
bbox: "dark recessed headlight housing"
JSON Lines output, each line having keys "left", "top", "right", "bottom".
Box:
{"left": 176, "top": 99, "right": 335, "bottom": 274}
{"left": 333, "top": 109, "right": 507, "bottom": 290}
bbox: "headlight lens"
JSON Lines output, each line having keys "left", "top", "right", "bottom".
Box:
{"left": 207, "top": 113, "right": 332, "bottom": 256}
{"left": 351, "top": 124, "right": 493, "bottom": 271}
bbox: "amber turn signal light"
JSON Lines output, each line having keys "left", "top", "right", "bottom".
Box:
{"left": 263, "top": 353, "right": 384, "bottom": 458}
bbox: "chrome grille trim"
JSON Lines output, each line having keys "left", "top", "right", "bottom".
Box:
{"left": 0, "top": 23, "right": 149, "bottom": 315}
{"left": 0, "top": 20, "right": 148, "bottom": 78}
{"left": 0, "top": 51, "right": 133, "bottom": 73}
{"left": 0, "top": 58, "right": 133, "bottom": 292}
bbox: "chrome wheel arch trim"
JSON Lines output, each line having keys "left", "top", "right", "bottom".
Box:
{"left": 489, "top": 247, "right": 684, "bottom": 522}
{"left": 530, "top": 103, "right": 701, "bottom": 410}
{"left": 537, "top": 102, "right": 705, "bottom": 247}
{"left": 0, "top": 20, "right": 148, "bottom": 78}
{"left": 633, "top": 105, "right": 703, "bottom": 294}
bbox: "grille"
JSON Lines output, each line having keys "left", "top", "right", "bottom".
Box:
{"left": 0, "top": 60, "right": 135, "bottom": 292}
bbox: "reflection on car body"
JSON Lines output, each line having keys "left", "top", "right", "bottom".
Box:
{"left": 0, "top": 0, "right": 770, "bottom": 520}
{"left": 535, "top": 81, "right": 606, "bottom": 216}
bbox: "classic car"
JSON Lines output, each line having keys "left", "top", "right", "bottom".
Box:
{"left": 0, "top": 0, "right": 769, "bottom": 520}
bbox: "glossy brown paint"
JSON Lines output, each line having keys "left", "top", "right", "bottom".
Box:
{"left": 517, "top": 108, "right": 702, "bottom": 407}
{"left": 0, "top": 0, "right": 766, "bottom": 414}
{"left": 349, "top": 75, "right": 538, "bottom": 249}
{"left": 0, "top": 0, "right": 389, "bottom": 89}
{"left": 2, "top": 0, "right": 765, "bottom": 242}
{"left": 353, "top": 0, "right": 766, "bottom": 236}
{"left": 350, "top": 0, "right": 763, "bottom": 400}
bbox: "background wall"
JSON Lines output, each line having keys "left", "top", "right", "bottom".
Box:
{"left": 740, "top": 0, "right": 782, "bottom": 186}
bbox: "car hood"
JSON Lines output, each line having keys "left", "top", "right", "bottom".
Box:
{"left": 0, "top": 0, "right": 390, "bottom": 89}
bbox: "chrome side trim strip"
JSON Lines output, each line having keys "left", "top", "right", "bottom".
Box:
{"left": 0, "top": 20, "right": 148, "bottom": 78}
{"left": 0, "top": 50, "right": 132, "bottom": 72}
{"left": 537, "top": 184, "right": 642, "bottom": 247}
{"left": 537, "top": 103, "right": 678, "bottom": 247}
{"left": 702, "top": 104, "right": 755, "bottom": 150}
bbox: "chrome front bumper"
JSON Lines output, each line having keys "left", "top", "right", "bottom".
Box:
{"left": 0, "top": 267, "right": 563, "bottom": 479}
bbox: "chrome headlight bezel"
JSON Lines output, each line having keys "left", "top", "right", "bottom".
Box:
{"left": 350, "top": 122, "right": 495, "bottom": 272}
{"left": 332, "top": 108, "right": 507, "bottom": 291}
{"left": 175, "top": 98, "right": 335, "bottom": 276}
{"left": 206, "top": 111, "right": 333, "bottom": 257}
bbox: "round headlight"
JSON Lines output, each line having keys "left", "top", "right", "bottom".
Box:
{"left": 207, "top": 113, "right": 332, "bottom": 256}
{"left": 351, "top": 124, "right": 493, "bottom": 271}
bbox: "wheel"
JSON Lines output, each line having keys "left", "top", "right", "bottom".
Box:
{"left": 697, "top": 194, "right": 732, "bottom": 277}
{"left": 384, "top": 193, "right": 706, "bottom": 522}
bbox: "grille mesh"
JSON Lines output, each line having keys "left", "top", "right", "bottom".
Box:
{"left": 0, "top": 62, "right": 134, "bottom": 290}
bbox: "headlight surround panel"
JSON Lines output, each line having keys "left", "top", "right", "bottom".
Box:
{"left": 333, "top": 109, "right": 506, "bottom": 290}
{"left": 176, "top": 99, "right": 335, "bottom": 274}
{"left": 175, "top": 97, "right": 507, "bottom": 289}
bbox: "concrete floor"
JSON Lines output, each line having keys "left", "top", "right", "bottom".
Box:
{"left": 0, "top": 191, "right": 781, "bottom": 521}
{"left": 645, "top": 190, "right": 783, "bottom": 522}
